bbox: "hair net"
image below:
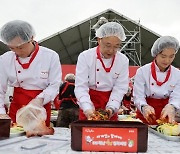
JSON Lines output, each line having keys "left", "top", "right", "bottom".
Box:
{"left": 96, "top": 22, "right": 126, "bottom": 41}
{"left": 151, "top": 36, "right": 179, "bottom": 57}
{"left": 0, "top": 20, "right": 35, "bottom": 46}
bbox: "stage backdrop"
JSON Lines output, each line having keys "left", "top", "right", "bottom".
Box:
{"left": 61, "top": 65, "right": 139, "bottom": 81}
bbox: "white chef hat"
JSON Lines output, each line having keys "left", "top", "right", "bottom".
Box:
{"left": 0, "top": 20, "right": 35, "bottom": 46}
{"left": 151, "top": 36, "right": 179, "bottom": 57}
{"left": 96, "top": 22, "right": 126, "bottom": 41}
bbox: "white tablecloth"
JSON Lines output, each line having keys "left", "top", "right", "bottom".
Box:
{"left": 0, "top": 127, "right": 179, "bottom": 154}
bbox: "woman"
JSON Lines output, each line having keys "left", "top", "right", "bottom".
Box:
{"left": 0, "top": 20, "right": 62, "bottom": 126}
{"left": 75, "top": 22, "right": 129, "bottom": 120}
{"left": 56, "top": 73, "right": 79, "bottom": 127}
{"left": 133, "top": 36, "right": 180, "bottom": 124}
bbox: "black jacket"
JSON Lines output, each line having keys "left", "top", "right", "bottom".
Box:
{"left": 59, "top": 81, "right": 79, "bottom": 109}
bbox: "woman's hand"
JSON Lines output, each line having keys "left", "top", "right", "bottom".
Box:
{"left": 142, "top": 105, "right": 156, "bottom": 124}
{"left": 161, "top": 104, "right": 176, "bottom": 124}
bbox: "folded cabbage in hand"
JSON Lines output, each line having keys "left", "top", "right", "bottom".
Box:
{"left": 26, "top": 121, "right": 54, "bottom": 137}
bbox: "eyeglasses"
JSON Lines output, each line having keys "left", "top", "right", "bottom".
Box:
{"left": 100, "top": 39, "right": 121, "bottom": 51}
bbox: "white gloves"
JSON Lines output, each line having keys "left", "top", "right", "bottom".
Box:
{"left": 106, "top": 108, "right": 114, "bottom": 118}
{"left": 84, "top": 108, "right": 115, "bottom": 120}
{"left": 142, "top": 105, "right": 156, "bottom": 124}
{"left": 29, "top": 98, "right": 44, "bottom": 107}
{"left": 161, "top": 104, "right": 176, "bottom": 124}
{"left": 84, "top": 109, "right": 95, "bottom": 120}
